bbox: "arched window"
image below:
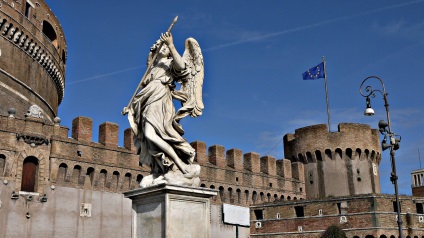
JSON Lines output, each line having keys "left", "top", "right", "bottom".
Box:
{"left": 0, "top": 154, "right": 6, "bottom": 176}
{"left": 306, "top": 152, "right": 313, "bottom": 163}
{"left": 62, "top": 50, "right": 67, "bottom": 64}
{"left": 123, "top": 173, "right": 131, "bottom": 190}
{"left": 57, "top": 163, "right": 68, "bottom": 183}
{"left": 135, "top": 174, "right": 143, "bottom": 189}
{"left": 42, "top": 21, "right": 57, "bottom": 48}
{"left": 252, "top": 191, "right": 258, "bottom": 204}
{"left": 346, "top": 148, "right": 353, "bottom": 159}
{"left": 335, "top": 148, "right": 343, "bottom": 159}
{"left": 315, "top": 150, "right": 323, "bottom": 161}
{"left": 98, "top": 169, "right": 107, "bottom": 188}
{"left": 86, "top": 167, "right": 95, "bottom": 185}
{"left": 280, "top": 195, "right": 285, "bottom": 200}
{"left": 200, "top": 183, "right": 206, "bottom": 188}
{"left": 111, "top": 171, "right": 120, "bottom": 189}
{"left": 245, "top": 190, "right": 250, "bottom": 204}
{"left": 274, "top": 194, "right": 278, "bottom": 201}
{"left": 379, "top": 235, "right": 388, "bottom": 238}
{"left": 219, "top": 186, "right": 225, "bottom": 202}
{"left": 325, "top": 149, "right": 332, "bottom": 160}
{"left": 21, "top": 156, "right": 39, "bottom": 192}
{"left": 267, "top": 193, "right": 271, "bottom": 202}
{"left": 236, "top": 189, "right": 241, "bottom": 204}
{"left": 365, "top": 235, "right": 375, "bottom": 238}
{"left": 287, "top": 196, "right": 291, "bottom": 200}
{"left": 260, "top": 192, "right": 265, "bottom": 202}
{"left": 228, "top": 187, "right": 233, "bottom": 203}
{"left": 71, "top": 165, "right": 82, "bottom": 186}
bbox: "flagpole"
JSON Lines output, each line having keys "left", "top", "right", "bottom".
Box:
{"left": 322, "top": 56, "right": 331, "bottom": 132}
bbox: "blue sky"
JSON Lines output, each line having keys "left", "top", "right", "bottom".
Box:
{"left": 45, "top": 0, "right": 424, "bottom": 195}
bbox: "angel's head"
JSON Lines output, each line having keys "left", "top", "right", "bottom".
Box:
{"left": 158, "top": 44, "right": 172, "bottom": 58}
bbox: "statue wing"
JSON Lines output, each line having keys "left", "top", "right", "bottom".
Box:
{"left": 174, "top": 38, "right": 204, "bottom": 121}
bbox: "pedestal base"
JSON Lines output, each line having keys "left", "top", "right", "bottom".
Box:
{"left": 124, "top": 184, "right": 217, "bottom": 238}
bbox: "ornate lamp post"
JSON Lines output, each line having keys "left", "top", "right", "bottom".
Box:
{"left": 359, "top": 76, "right": 403, "bottom": 238}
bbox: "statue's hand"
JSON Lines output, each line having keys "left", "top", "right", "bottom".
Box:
{"left": 122, "top": 107, "right": 129, "bottom": 115}
{"left": 160, "top": 32, "right": 173, "bottom": 46}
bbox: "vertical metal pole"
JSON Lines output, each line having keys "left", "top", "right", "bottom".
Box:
{"left": 236, "top": 225, "right": 239, "bottom": 238}
{"left": 384, "top": 93, "right": 403, "bottom": 238}
{"left": 322, "top": 56, "right": 331, "bottom": 132}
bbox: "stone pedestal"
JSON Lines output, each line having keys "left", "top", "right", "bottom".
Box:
{"left": 124, "top": 184, "right": 217, "bottom": 238}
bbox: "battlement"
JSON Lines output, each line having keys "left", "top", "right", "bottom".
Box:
{"left": 0, "top": 113, "right": 305, "bottom": 203}
{"left": 283, "top": 123, "right": 382, "bottom": 198}
{"left": 190, "top": 141, "right": 300, "bottom": 177}
{"left": 284, "top": 123, "right": 381, "bottom": 163}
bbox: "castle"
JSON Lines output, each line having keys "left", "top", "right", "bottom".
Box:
{"left": 0, "top": 1, "right": 423, "bottom": 238}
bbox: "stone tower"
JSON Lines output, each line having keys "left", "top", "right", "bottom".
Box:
{"left": 0, "top": 0, "right": 67, "bottom": 122}
{"left": 283, "top": 123, "right": 382, "bottom": 199}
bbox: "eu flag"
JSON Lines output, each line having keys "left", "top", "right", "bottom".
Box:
{"left": 302, "top": 62, "right": 325, "bottom": 80}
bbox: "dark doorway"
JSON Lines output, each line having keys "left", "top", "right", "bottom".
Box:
{"left": 21, "top": 157, "right": 38, "bottom": 192}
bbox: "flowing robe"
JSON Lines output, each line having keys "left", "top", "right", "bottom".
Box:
{"left": 128, "top": 58, "right": 195, "bottom": 173}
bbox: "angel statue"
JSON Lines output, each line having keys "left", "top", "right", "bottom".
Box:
{"left": 123, "top": 30, "right": 204, "bottom": 188}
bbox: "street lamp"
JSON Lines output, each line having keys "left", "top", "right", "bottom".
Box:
{"left": 359, "top": 76, "right": 403, "bottom": 238}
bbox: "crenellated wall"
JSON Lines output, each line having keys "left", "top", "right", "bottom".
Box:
{"left": 283, "top": 123, "right": 382, "bottom": 199}
{"left": 0, "top": 113, "right": 305, "bottom": 204}
{"left": 190, "top": 141, "right": 305, "bottom": 206}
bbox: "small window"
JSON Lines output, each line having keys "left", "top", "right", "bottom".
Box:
{"left": 295, "top": 206, "right": 304, "bottom": 217}
{"left": 254, "top": 209, "right": 263, "bottom": 220}
{"left": 417, "top": 203, "right": 423, "bottom": 214}
{"left": 235, "top": 177, "right": 238, "bottom": 182}
{"left": 269, "top": 183, "right": 272, "bottom": 187}
{"left": 42, "top": 21, "right": 58, "bottom": 48}
{"left": 25, "top": 2, "right": 32, "bottom": 19}
{"left": 0, "top": 154, "right": 6, "bottom": 175}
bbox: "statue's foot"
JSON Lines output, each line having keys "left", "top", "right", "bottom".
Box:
{"left": 163, "top": 164, "right": 201, "bottom": 187}
{"left": 140, "top": 174, "right": 166, "bottom": 188}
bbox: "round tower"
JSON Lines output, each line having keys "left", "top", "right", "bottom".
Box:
{"left": 0, "top": 0, "right": 66, "bottom": 122}
{"left": 283, "top": 123, "right": 382, "bottom": 199}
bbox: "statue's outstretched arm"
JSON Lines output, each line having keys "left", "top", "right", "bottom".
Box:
{"left": 160, "top": 33, "right": 185, "bottom": 70}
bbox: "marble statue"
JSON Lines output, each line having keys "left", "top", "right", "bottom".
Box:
{"left": 123, "top": 26, "right": 204, "bottom": 188}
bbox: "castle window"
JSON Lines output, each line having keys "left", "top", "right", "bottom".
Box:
{"left": 236, "top": 189, "right": 241, "bottom": 204}
{"left": 269, "top": 183, "right": 272, "bottom": 187}
{"left": 124, "top": 173, "right": 131, "bottom": 189}
{"left": 99, "top": 169, "right": 107, "bottom": 188}
{"left": 42, "top": 21, "right": 58, "bottom": 48}
{"left": 21, "top": 156, "right": 39, "bottom": 192}
{"left": 252, "top": 191, "right": 258, "bottom": 204}
{"left": 72, "top": 165, "right": 82, "bottom": 186}
{"left": 417, "top": 203, "right": 423, "bottom": 214}
{"left": 260, "top": 192, "right": 264, "bottom": 202}
{"left": 267, "top": 193, "right": 271, "bottom": 202}
{"left": 57, "top": 163, "right": 68, "bottom": 183}
{"left": 86, "top": 167, "right": 95, "bottom": 185}
{"left": 254, "top": 209, "right": 263, "bottom": 220}
{"left": 294, "top": 206, "right": 304, "bottom": 217}
{"left": 200, "top": 183, "right": 206, "bottom": 188}
{"left": 62, "top": 50, "right": 67, "bottom": 64}
{"left": 219, "top": 186, "right": 225, "bottom": 202}
{"left": 0, "top": 154, "right": 6, "bottom": 176}
{"left": 228, "top": 187, "right": 233, "bottom": 203}
{"left": 235, "top": 177, "right": 238, "bottom": 182}
{"left": 25, "top": 1, "right": 34, "bottom": 19}
{"left": 111, "top": 171, "right": 120, "bottom": 189}
{"left": 325, "top": 149, "right": 332, "bottom": 160}
{"left": 315, "top": 150, "right": 323, "bottom": 161}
